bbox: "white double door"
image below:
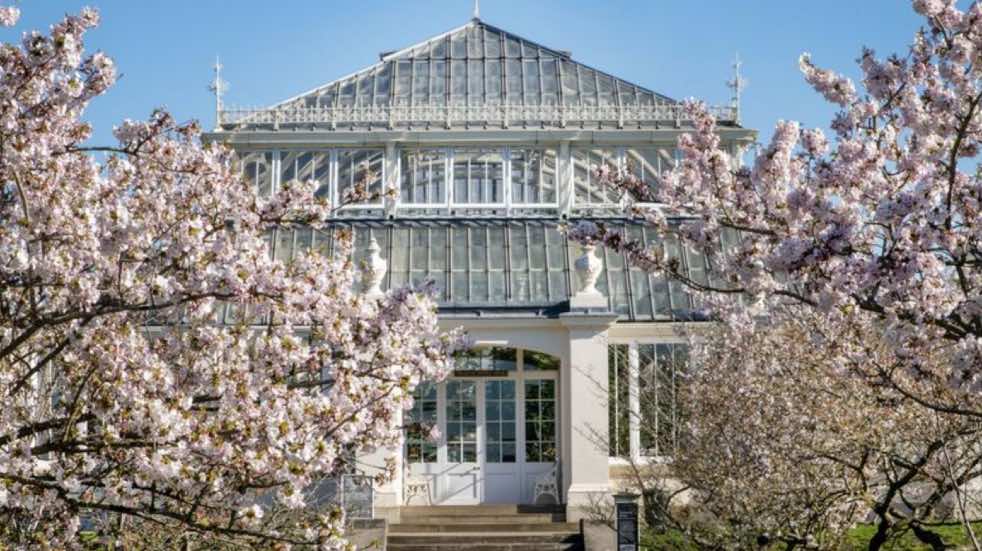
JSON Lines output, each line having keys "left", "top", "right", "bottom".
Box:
{"left": 409, "top": 376, "right": 558, "bottom": 505}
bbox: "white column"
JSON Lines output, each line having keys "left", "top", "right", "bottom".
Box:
{"left": 358, "top": 409, "right": 403, "bottom": 522}
{"left": 627, "top": 343, "right": 641, "bottom": 460}
{"left": 559, "top": 313, "right": 618, "bottom": 523}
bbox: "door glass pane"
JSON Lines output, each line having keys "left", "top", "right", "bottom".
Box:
{"left": 485, "top": 381, "right": 517, "bottom": 463}
{"left": 406, "top": 383, "right": 438, "bottom": 463}
{"left": 524, "top": 380, "right": 557, "bottom": 462}
{"left": 446, "top": 381, "right": 478, "bottom": 463}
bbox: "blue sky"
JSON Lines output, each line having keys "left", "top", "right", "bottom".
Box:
{"left": 2, "top": 1, "right": 925, "bottom": 145}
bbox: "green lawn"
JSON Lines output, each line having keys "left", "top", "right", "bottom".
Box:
{"left": 844, "top": 522, "right": 982, "bottom": 550}
{"left": 642, "top": 522, "right": 982, "bottom": 550}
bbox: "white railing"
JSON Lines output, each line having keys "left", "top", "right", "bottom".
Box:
{"left": 218, "top": 103, "right": 737, "bottom": 130}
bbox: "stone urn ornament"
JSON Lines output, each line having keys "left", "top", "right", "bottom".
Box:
{"left": 362, "top": 236, "right": 387, "bottom": 298}
{"left": 571, "top": 243, "right": 607, "bottom": 308}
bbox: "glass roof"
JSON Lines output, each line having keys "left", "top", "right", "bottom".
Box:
{"left": 273, "top": 20, "right": 675, "bottom": 111}
{"left": 246, "top": 220, "right": 721, "bottom": 322}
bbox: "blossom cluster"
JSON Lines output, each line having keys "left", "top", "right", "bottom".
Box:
{"left": 574, "top": 0, "right": 982, "bottom": 402}
{"left": 0, "top": 7, "right": 462, "bottom": 549}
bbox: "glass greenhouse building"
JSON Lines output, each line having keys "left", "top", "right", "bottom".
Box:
{"left": 206, "top": 14, "right": 754, "bottom": 523}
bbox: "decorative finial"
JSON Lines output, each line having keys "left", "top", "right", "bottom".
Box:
{"left": 473, "top": 0, "right": 480, "bottom": 20}
{"left": 726, "top": 53, "right": 748, "bottom": 125}
{"left": 208, "top": 55, "right": 229, "bottom": 130}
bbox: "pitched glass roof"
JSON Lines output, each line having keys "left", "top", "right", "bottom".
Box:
{"left": 277, "top": 19, "right": 673, "bottom": 111}
{"left": 217, "top": 19, "right": 739, "bottom": 130}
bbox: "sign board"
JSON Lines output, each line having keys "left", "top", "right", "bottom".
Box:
{"left": 614, "top": 494, "right": 639, "bottom": 551}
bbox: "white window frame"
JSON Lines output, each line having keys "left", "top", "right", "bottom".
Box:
{"left": 606, "top": 337, "right": 689, "bottom": 464}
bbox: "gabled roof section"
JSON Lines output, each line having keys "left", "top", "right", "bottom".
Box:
{"left": 272, "top": 19, "right": 676, "bottom": 111}
{"left": 217, "top": 19, "right": 740, "bottom": 131}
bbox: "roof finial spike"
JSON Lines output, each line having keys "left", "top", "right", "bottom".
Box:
{"left": 209, "top": 55, "right": 229, "bottom": 130}
{"left": 473, "top": 0, "right": 480, "bottom": 20}
{"left": 726, "top": 53, "right": 747, "bottom": 124}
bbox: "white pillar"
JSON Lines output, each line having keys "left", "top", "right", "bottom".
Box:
{"left": 559, "top": 312, "right": 618, "bottom": 523}
{"left": 358, "top": 407, "right": 403, "bottom": 523}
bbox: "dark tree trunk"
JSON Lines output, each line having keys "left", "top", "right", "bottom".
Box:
{"left": 910, "top": 523, "right": 946, "bottom": 551}
{"left": 867, "top": 519, "right": 891, "bottom": 551}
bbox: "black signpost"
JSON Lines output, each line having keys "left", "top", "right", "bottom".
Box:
{"left": 613, "top": 492, "right": 640, "bottom": 551}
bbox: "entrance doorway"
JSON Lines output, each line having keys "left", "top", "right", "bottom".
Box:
{"left": 405, "top": 348, "right": 559, "bottom": 505}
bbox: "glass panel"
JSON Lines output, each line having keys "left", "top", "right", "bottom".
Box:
{"left": 407, "top": 383, "right": 438, "bottom": 463}
{"left": 624, "top": 147, "right": 666, "bottom": 201}
{"left": 629, "top": 226, "right": 654, "bottom": 319}
{"left": 505, "top": 36, "right": 521, "bottom": 58}
{"left": 357, "top": 73, "right": 373, "bottom": 107}
{"left": 524, "top": 350, "right": 560, "bottom": 371}
{"left": 524, "top": 380, "right": 556, "bottom": 463}
{"left": 523, "top": 60, "right": 540, "bottom": 104}
{"left": 446, "top": 381, "right": 479, "bottom": 463}
{"left": 452, "top": 148, "right": 504, "bottom": 204}
{"left": 486, "top": 59, "right": 501, "bottom": 102}
{"left": 389, "top": 228, "right": 409, "bottom": 289}
{"left": 608, "top": 345, "right": 630, "bottom": 457}
{"left": 401, "top": 149, "right": 446, "bottom": 205}
{"left": 451, "top": 31, "right": 466, "bottom": 59}
{"left": 454, "top": 347, "right": 517, "bottom": 371}
{"left": 485, "top": 29, "right": 501, "bottom": 58}
{"left": 413, "top": 60, "right": 429, "bottom": 104}
{"left": 375, "top": 64, "right": 391, "bottom": 106}
{"left": 468, "top": 25, "right": 483, "bottom": 58}
{"left": 579, "top": 68, "right": 597, "bottom": 106}
{"left": 541, "top": 59, "right": 558, "bottom": 105}
{"left": 339, "top": 78, "right": 356, "bottom": 107}
{"left": 605, "top": 245, "right": 630, "bottom": 316}
{"left": 510, "top": 148, "right": 557, "bottom": 205}
{"left": 431, "top": 60, "right": 447, "bottom": 104}
{"left": 485, "top": 380, "right": 516, "bottom": 463}
{"left": 395, "top": 60, "right": 412, "bottom": 104}
{"left": 468, "top": 59, "right": 484, "bottom": 101}
{"left": 451, "top": 59, "right": 467, "bottom": 104}
{"left": 240, "top": 152, "right": 273, "bottom": 197}
{"left": 561, "top": 60, "right": 579, "bottom": 104}
{"left": 337, "top": 149, "right": 384, "bottom": 206}
{"left": 597, "top": 74, "right": 614, "bottom": 105}
{"left": 510, "top": 224, "right": 530, "bottom": 302}
{"left": 639, "top": 344, "right": 688, "bottom": 457}
{"left": 618, "top": 81, "right": 636, "bottom": 104}
{"left": 573, "top": 148, "right": 618, "bottom": 205}
{"left": 506, "top": 59, "right": 523, "bottom": 98}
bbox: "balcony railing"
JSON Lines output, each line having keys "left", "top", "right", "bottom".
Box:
{"left": 217, "top": 103, "right": 738, "bottom": 131}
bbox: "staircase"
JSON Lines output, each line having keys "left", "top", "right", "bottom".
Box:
{"left": 387, "top": 505, "right": 583, "bottom": 551}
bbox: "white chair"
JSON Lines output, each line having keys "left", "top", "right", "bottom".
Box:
{"left": 532, "top": 463, "right": 561, "bottom": 505}
{"left": 403, "top": 473, "right": 432, "bottom": 505}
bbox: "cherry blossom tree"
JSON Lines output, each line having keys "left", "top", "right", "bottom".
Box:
{"left": 662, "top": 309, "right": 982, "bottom": 550}
{"left": 570, "top": 0, "right": 982, "bottom": 413}
{"left": 0, "top": 7, "right": 461, "bottom": 549}
{"left": 568, "top": 0, "right": 982, "bottom": 546}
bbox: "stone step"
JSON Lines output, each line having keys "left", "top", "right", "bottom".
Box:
{"left": 388, "top": 544, "right": 581, "bottom": 551}
{"left": 399, "top": 504, "right": 565, "bottom": 517}
{"left": 395, "top": 513, "right": 566, "bottom": 525}
{"left": 391, "top": 522, "right": 580, "bottom": 533}
{"left": 389, "top": 533, "right": 580, "bottom": 544}
{"left": 387, "top": 543, "right": 582, "bottom": 551}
